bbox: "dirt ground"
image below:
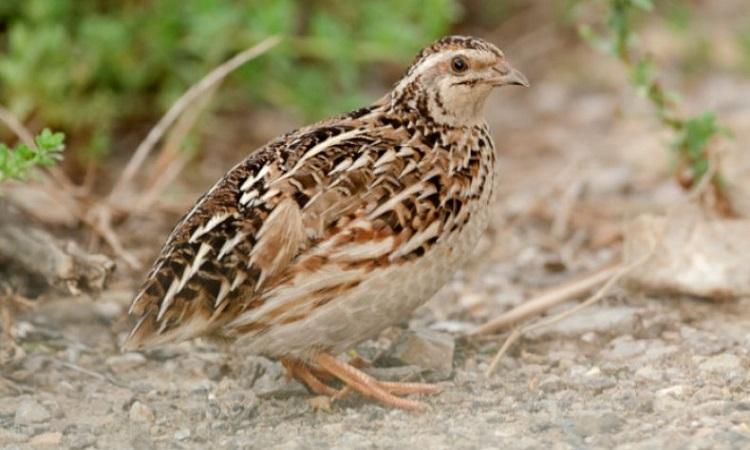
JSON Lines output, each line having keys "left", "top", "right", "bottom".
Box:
{"left": 3, "top": 5, "right": 750, "bottom": 449}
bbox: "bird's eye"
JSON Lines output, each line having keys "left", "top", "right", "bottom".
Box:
{"left": 451, "top": 56, "right": 468, "bottom": 73}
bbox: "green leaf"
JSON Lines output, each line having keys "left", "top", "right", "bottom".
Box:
{"left": 630, "top": 0, "right": 654, "bottom": 11}
{"left": 0, "top": 129, "right": 65, "bottom": 183}
{"left": 631, "top": 57, "right": 655, "bottom": 89}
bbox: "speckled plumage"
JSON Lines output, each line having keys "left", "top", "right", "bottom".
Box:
{"left": 124, "top": 35, "right": 527, "bottom": 409}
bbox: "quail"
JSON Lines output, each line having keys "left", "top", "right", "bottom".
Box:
{"left": 124, "top": 35, "right": 528, "bottom": 410}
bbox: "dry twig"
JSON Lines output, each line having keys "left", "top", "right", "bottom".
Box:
{"left": 0, "top": 105, "right": 35, "bottom": 148}
{"left": 135, "top": 86, "right": 219, "bottom": 212}
{"left": 484, "top": 245, "right": 657, "bottom": 377}
{"left": 469, "top": 262, "right": 622, "bottom": 337}
{"left": 108, "top": 35, "right": 282, "bottom": 203}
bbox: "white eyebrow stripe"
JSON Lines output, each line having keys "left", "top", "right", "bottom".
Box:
{"left": 393, "top": 49, "right": 490, "bottom": 98}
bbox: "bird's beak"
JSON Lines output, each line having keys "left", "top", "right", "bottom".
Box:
{"left": 490, "top": 61, "right": 529, "bottom": 88}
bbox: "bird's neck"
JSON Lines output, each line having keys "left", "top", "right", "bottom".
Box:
{"left": 383, "top": 89, "right": 487, "bottom": 129}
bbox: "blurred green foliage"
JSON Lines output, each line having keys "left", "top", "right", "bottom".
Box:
{"left": 579, "top": 0, "right": 732, "bottom": 212}
{"left": 0, "top": 0, "right": 459, "bottom": 160}
{"left": 0, "top": 128, "right": 64, "bottom": 183}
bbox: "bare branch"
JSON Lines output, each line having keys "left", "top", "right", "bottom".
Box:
{"left": 0, "top": 104, "right": 35, "bottom": 149}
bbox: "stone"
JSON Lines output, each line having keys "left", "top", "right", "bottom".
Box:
{"left": 624, "top": 212, "right": 750, "bottom": 299}
{"left": 174, "top": 428, "right": 191, "bottom": 440}
{"left": 654, "top": 395, "right": 685, "bottom": 413}
{"left": 635, "top": 366, "right": 662, "bottom": 382}
{"left": 128, "top": 401, "right": 155, "bottom": 423}
{"left": 538, "top": 375, "right": 566, "bottom": 393}
{"left": 212, "top": 379, "right": 259, "bottom": 420}
{"left": 656, "top": 385, "right": 689, "bottom": 399}
{"left": 390, "top": 330, "right": 455, "bottom": 379}
{"left": 106, "top": 353, "right": 147, "bottom": 373}
{"left": 699, "top": 354, "right": 741, "bottom": 373}
{"left": 14, "top": 399, "right": 51, "bottom": 425}
{"left": 29, "top": 431, "right": 63, "bottom": 447}
{"left": 0, "top": 428, "right": 29, "bottom": 445}
{"left": 600, "top": 336, "right": 647, "bottom": 360}
{"left": 532, "top": 306, "right": 639, "bottom": 338}
{"left": 66, "top": 433, "right": 97, "bottom": 450}
{"left": 571, "top": 412, "right": 621, "bottom": 436}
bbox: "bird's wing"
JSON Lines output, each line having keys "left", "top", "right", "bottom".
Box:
{"left": 123, "top": 119, "right": 486, "bottom": 350}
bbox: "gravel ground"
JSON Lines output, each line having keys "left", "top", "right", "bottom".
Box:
{"left": 1, "top": 291, "right": 749, "bottom": 449}
{"left": 3, "top": 8, "right": 750, "bottom": 449}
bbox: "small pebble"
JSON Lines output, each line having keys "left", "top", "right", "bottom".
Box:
{"left": 174, "top": 428, "right": 191, "bottom": 440}
{"left": 699, "top": 354, "right": 741, "bottom": 373}
{"left": 129, "top": 401, "right": 155, "bottom": 423}
{"left": 29, "top": 431, "right": 63, "bottom": 447}
{"left": 106, "top": 353, "right": 147, "bottom": 373}
{"left": 391, "top": 329, "right": 455, "bottom": 379}
{"left": 14, "top": 399, "right": 51, "bottom": 425}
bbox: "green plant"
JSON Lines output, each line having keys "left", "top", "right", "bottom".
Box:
{"left": 0, "top": 129, "right": 65, "bottom": 183}
{"left": 0, "top": 0, "right": 459, "bottom": 165}
{"left": 578, "top": 0, "right": 733, "bottom": 214}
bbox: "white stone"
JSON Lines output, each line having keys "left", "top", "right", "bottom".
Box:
{"left": 699, "top": 353, "right": 741, "bottom": 373}
{"left": 106, "top": 353, "right": 147, "bottom": 373}
{"left": 14, "top": 399, "right": 50, "bottom": 425}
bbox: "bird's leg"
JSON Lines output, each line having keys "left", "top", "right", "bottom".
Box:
{"left": 281, "top": 358, "right": 340, "bottom": 397}
{"left": 337, "top": 355, "right": 445, "bottom": 395}
{"left": 313, "top": 352, "right": 439, "bottom": 411}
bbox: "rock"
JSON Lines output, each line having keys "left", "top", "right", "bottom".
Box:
{"left": 531, "top": 306, "right": 639, "bottom": 338}
{"left": 0, "top": 429, "right": 29, "bottom": 445}
{"left": 66, "top": 433, "right": 96, "bottom": 450}
{"left": 29, "top": 431, "right": 63, "bottom": 447}
{"left": 93, "top": 297, "right": 125, "bottom": 321}
{"left": 655, "top": 385, "right": 689, "bottom": 399}
{"left": 635, "top": 366, "right": 663, "bottom": 382}
{"left": 430, "top": 320, "right": 475, "bottom": 334}
{"left": 250, "top": 358, "right": 305, "bottom": 397}
{"left": 654, "top": 395, "right": 685, "bottom": 413}
{"left": 571, "top": 411, "right": 621, "bottom": 436}
{"left": 600, "top": 336, "right": 648, "bottom": 360}
{"left": 128, "top": 401, "right": 155, "bottom": 423}
{"left": 212, "top": 378, "right": 259, "bottom": 419}
{"left": 14, "top": 399, "right": 51, "bottom": 425}
{"left": 624, "top": 212, "right": 750, "bottom": 299}
{"left": 106, "top": 353, "right": 147, "bottom": 373}
{"left": 699, "top": 354, "right": 742, "bottom": 373}
{"left": 390, "top": 330, "right": 455, "bottom": 379}
{"left": 538, "top": 375, "right": 566, "bottom": 393}
{"left": 174, "top": 428, "right": 191, "bottom": 440}
{"left": 366, "top": 365, "right": 424, "bottom": 382}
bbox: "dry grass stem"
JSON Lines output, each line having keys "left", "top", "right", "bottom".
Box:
{"left": 135, "top": 86, "right": 219, "bottom": 212}
{"left": 84, "top": 207, "right": 141, "bottom": 270}
{"left": 0, "top": 105, "right": 35, "bottom": 148}
{"left": 470, "top": 262, "right": 621, "bottom": 337}
{"left": 109, "top": 35, "right": 281, "bottom": 203}
{"left": 552, "top": 179, "right": 584, "bottom": 239}
{"left": 484, "top": 246, "right": 656, "bottom": 377}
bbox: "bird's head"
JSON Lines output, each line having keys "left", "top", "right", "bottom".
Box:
{"left": 391, "top": 35, "right": 528, "bottom": 126}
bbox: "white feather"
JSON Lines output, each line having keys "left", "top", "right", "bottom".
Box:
{"left": 240, "top": 164, "right": 270, "bottom": 191}
{"left": 189, "top": 212, "right": 231, "bottom": 243}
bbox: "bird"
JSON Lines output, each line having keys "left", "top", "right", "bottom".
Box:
{"left": 123, "top": 35, "right": 528, "bottom": 411}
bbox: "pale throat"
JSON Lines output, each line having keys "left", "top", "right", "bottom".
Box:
{"left": 420, "top": 81, "right": 491, "bottom": 127}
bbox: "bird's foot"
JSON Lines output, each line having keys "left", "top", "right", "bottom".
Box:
{"left": 283, "top": 354, "right": 446, "bottom": 411}
{"left": 313, "top": 352, "right": 445, "bottom": 411}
